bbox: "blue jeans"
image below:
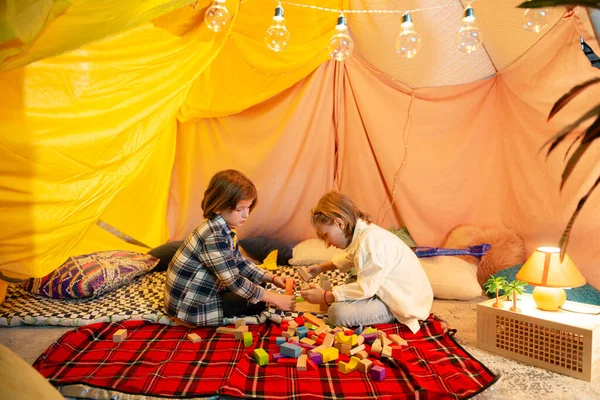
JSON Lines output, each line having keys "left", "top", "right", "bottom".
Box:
{"left": 328, "top": 296, "right": 396, "bottom": 327}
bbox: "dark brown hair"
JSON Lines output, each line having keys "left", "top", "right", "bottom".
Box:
{"left": 310, "top": 191, "right": 371, "bottom": 239}
{"left": 201, "top": 170, "right": 257, "bottom": 219}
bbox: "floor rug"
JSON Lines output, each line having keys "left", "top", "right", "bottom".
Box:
{"left": 0, "top": 267, "right": 346, "bottom": 327}
{"left": 33, "top": 317, "right": 498, "bottom": 399}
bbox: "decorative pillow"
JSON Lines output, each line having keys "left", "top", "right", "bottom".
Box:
{"left": 148, "top": 241, "right": 183, "bottom": 272}
{"left": 289, "top": 238, "right": 346, "bottom": 266}
{"left": 238, "top": 237, "right": 293, "bottom": 265}
{"left": 389, "top": 227, "right": 416, "bottom": 248}
{"left": 444, "top": 225, "right": 527, "bottom": 285}
{"left": 21, "top": 250, "right": 159, "bottom": 299}
{"left": 487, "top": 264, "right": 600, "bottom": 306}
{"left": 420, "top": 256, "right": 483, "bottom": 300}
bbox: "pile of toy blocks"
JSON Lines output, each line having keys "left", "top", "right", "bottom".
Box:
{"left": 252, "top": 312, "right": 407, "bottom": 382}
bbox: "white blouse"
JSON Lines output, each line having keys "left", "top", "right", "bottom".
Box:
{"left": 331, "top": 219, "right": 433, "bottom": 333}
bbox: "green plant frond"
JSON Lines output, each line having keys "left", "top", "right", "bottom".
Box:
{"left": 559, "top": 175, "right": 600, "bottom": 260}
{"left": 561, "top": 139, "right": 593, "bottom": 190}
{"left": 545, "top": 104, "right": 600, "bottom": 156}
{"left": 518, "top": 0, "right": 600, "bottom": 8}
{"left": 548, "top": 78, "right": 600, "bottom": 121}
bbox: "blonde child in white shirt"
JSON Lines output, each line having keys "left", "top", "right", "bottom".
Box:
{"left": 300, "top": 191, "right": 433, "bottom": 333}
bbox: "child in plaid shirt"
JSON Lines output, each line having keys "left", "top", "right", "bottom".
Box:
{"left": 164, "top": 169, "right": 296, "bottom": 326}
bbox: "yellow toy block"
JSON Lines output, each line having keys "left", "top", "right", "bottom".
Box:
{"left": 253, "top": 348, "right": 269, "bottom": 366}
{"left": 336, "top": 332, "right": 358, "bottom": 346}
{"left": 338, "top": 356, "right": 360, "bottom": 374}
{"left": 243, "top": 332, "right": 253, "bottom": 347}
{"left": 317, "top": 347, "right": 339, "bottom": 363}
{"left": 361, "top": 327, "right": 377, "bottom": 335}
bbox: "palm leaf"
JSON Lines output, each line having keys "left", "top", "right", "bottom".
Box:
{"left": 559, "top": 176, "right": 600, "bottom": 260}
{"left": 560, "top": 116, "right": 600, "bottom": 189}
{"left": 518, "top": 0, "right": 600, "bottom": 8}
{"left": 548, "top": 78, "right": 600, "bottom": 121}
{"left": 545, "top": 104, "right": 600, "bottom": 155}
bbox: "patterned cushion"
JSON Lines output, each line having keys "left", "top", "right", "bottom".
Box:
{"left": 21, "top": 250, "right": 159, "bottom": 299}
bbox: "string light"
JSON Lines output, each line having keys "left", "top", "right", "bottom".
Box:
{"left": 265, "top": 3, "right": 291, "bottom": 52}
{"left": 523, "top": 8, "right": 550, "bottom": 33}
{"left": 204, "top": 0, "right": 230, "bottom": 32}
{"left": 328, "top": 14, "right": 354, "bottom": 62}
{"left": 455, "top": 7, "right": 483, "bottom": 54}
{"left": 395, "top": 13, "right": 421, "bottom": 59}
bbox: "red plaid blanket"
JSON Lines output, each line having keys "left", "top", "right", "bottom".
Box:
{"left": 34, "top": 316, "right": 497, "bottom": 399}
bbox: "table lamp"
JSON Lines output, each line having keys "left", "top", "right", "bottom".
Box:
{"left": 516, "top": 246, "right": 586, "bottom": 311}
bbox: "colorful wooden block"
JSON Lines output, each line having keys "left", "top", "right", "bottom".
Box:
{"left": 285, "top": 279, "right": 295, "bottom": 295}
{"left": 297, "top": 267, "right": 312, "bottom": 282}
{"left": 389, "top": 334, "right": 408, "bottom": 346}
{"left": 358, "top": 359, "right": 373, "bottom": 373}
{"left": 281, "top": 342, "right": 302, "bottom": 358}
{"left": 302, "top": 313, "right": 325, "bottom": 328}
{"left": 370, "top": 365, "right": 386, "bottom": 381}
{"left": 235, "top": 319, "right": 246, "bottom": 329}
{"left": 243, "top": 332, "right": 253, "bottom": 347}
{"left": 113, "top": 329, "right": 127, "bottom": 343}
{"left": 234, "top": 325, "right": 249, "bottom": 340}
{"left": 297, "top": 354, "right": 308, "bottom": 371}
{"left": 338, "top": 356, "right": 360, "bottom": 374}
{"left": 309, "top": 352, "right": 323, "bottom": 365}
{"left": 253, "top": 348, "right": 269, "bottom": 366}
{"left": 216, "top": 327, "right": 237, "bottom": 335}
{"left": 350, "top": 344, "right": 366, "bottom": 356}
{"left": 317, "top": 347, "right": 339, "bottom": 363}
{"left": 187, "top": 333, "right": 202, "bottom": 343}
{"left": 276, "top": 336, "right": 286, "bottom": 345}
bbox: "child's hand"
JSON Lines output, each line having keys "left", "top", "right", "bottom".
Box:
{"left": 300, "top": 283, "right": 326, "bottom": 304}
{"left": 271, "top": 275, "right": 288, "bottom": 290}
{"left": 305, "top": 264, "right": 322, "bottom": 279}
{"left": 272, "top": 293, "right": 296, "bottom": 312}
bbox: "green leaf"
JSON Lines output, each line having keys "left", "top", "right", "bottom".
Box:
{"left": 560, "top": 117, "right": 600, "bottom": 190}
{"left": 559, "top": 175, "right": 600, "bottom": 260}
{"left": 548, "top": 78, "right": 600, "bottom": 121}
{"left": 545, "top": 104, "right": 600, "bottom": 155}
{"left": 518, "top": 0, "right": 600, "bottom": 8}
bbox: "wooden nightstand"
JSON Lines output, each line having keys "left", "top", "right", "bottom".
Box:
{"left": 477, "top": 294, "right": 600, "bottom": 381}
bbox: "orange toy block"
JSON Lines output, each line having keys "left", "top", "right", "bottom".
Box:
{"left": 234, "top": 325, "right": 249, "bottom": 340}
{"left": 113, "top": 329, "right": 127, "bottom": 343}
{"left": 338, "top": 356, "right": 360, "bottom": 374}
{"left": 187, "top": 333, "right": 202, "bottom": 343}
{"left": 235, "top": 320, "right": 246, "bottom": 329}
{"left": 285, "top": 279, "right": 296, "bottom": 295}
{"left": 302, "top": 313, "right": 325, "bottom": 328}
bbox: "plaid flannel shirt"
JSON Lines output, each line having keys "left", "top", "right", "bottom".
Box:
{"left": 164, "top": 215, "right": 268, "bottom": 326}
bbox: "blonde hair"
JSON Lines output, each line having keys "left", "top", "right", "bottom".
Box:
{"left": 310, "top": 191, "right": 371, "bottom": 239}
{"left": 201, "top": 170, "right": 257, "bottom": 219}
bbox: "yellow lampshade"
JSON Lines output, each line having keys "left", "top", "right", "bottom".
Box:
{"left": 517, "top": 247, "right": 586, "bottom": 311}
{"left": 517, "top": 247, "right": 586, "bottom": 288}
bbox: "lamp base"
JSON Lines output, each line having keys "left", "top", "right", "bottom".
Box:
{"left": 532, "top": 286, "right": 566, "bottom": 311}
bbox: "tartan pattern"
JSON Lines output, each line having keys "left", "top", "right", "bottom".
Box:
{"left": 33, "top": 317, "right": 498, "bottom": 399}
{"left": 0, "top": 266, "right": 347, "bottom": 327}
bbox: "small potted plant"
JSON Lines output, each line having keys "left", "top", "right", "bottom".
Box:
{"left": 483, "top": 275, "right": 507, "bottom": 308}
{"left": 503, "top": 280, "right": 529, "bottom": 312}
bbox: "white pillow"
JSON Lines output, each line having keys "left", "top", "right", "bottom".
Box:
{"left": 289, "top": 238, "right": 346, "bottom": 266}
{"left": 420, "top": 256, "right": 482, "bottom": 300}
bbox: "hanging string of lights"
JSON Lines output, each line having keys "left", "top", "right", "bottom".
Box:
{"left": 201, "top": 1, "right": 552, "bottom": 60}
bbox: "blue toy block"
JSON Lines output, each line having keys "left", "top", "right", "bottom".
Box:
{"left": 280, "top": 342, "right": 301, "bottom": 358}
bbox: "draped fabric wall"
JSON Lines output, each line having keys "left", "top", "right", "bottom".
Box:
{"left": 0, "top": 1, "right": 599, "bottom": 291}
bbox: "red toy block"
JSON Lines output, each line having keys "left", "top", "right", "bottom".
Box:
{"left": 372, "top": 359, "right": 384, "bottom": 368}
{"left": 294, "top": 316, "right": 305, "bottom": 326}
{"left": 277, "top": 357, "right": 298, "bottom": 366}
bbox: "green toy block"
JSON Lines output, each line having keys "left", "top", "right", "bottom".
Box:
{"left": 253, "top": 348, "right": 269, "bottom": 366}
{"left": 243, "top": 331, "right": 253, "bottom": 347}
{"left": 296, "top": 296, "right": 304, "bottom": 302}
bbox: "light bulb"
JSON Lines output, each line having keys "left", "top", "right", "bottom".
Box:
{"left": 328, "top": 15, "right": 354, "bottom": 62}
{"left": 395, "top": 13, "right": 421, "bottom": 59}
{"left": 205, "top": 0, "right": 230, "bottom": 33}
{"left": 265, "top": 5, "right": 290, "bottom": 52}
{"left": 455, "top": 7, "right": 483, "bottom": 54}
{"left": 523, "top": 8, "right": 550, "bottom": 33}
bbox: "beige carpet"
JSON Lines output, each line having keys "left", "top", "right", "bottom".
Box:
{"left": 1, "top": 297, "right": 599, "bottom": 399}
